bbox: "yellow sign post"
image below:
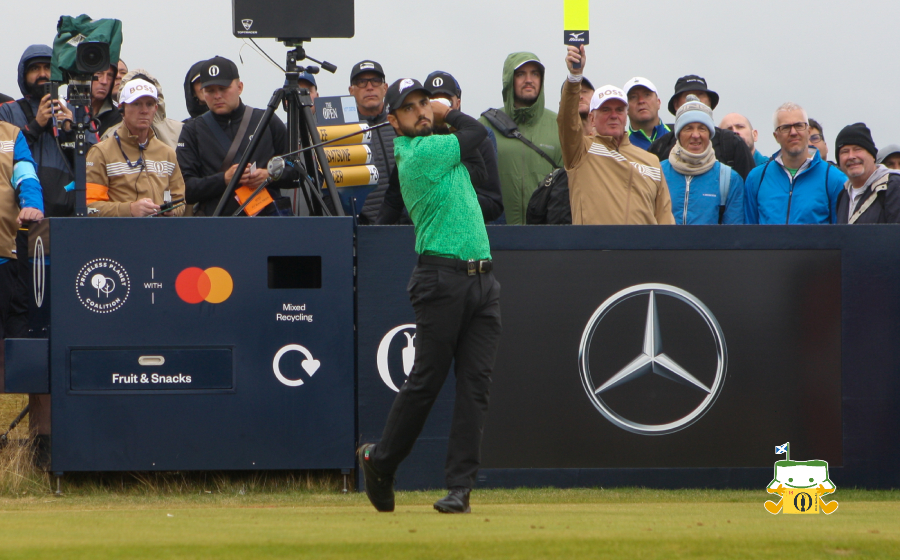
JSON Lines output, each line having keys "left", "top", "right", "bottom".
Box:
{"left": 564, "top": 0, "right": 590, "bottom": 68}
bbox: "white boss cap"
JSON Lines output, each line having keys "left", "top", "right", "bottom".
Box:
{"left": 119, "top": 79, "right": 158, "bottom": 105}
{"left": 590, "top": 85, "right": 628, "bottom": 111}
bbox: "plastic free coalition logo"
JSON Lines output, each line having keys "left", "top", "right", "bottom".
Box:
{"left": 76, "top": 258, "right": 131, "bottom": 313}
{"left": 175, "top": 267, "right": 233, "bottom": 304}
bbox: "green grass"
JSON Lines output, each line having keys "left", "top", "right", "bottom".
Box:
{"left": 0, "top": 488, "right": 897, "bottom": 559}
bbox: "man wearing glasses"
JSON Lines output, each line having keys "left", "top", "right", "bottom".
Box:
{"left": 349, "top": 60, "right": 397, "bottom": 224}
{"left": 744, "top": 102, "right": 846, "bottom": 224}
{"left": 808, "top": 118, "right": 835, "bottom": 166}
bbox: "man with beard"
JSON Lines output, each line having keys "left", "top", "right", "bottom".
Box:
{"left": 479, "top": 52, "right": 562, "bottom": 224}
{"left": 834, "top": 123, "right": 900, "bottom": 223}
{"left": 357, "top": 79, "right": 501, "bottom": 516}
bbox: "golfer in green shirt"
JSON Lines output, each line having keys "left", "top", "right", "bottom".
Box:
{"left": 358, "top": 78, "right": 502, "bottom": 515}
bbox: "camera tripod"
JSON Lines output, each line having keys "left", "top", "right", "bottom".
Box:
{"left": 212, "top": 40, "right": 344, "bottom": 217}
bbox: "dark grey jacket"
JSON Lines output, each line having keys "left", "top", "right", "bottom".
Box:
{"left": 358, "top": 107, "right": 396, "bottom": 224}
{"left": 836, "top": 169, "right": 900, "bottom": 224}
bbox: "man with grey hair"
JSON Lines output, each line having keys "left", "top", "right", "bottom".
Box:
{"left": 744, "top": 102, "right": 846, "bottom": 224}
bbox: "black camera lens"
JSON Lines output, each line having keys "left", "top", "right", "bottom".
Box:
{"left": 75, "top": 42, "right": 111, "bottom": 75}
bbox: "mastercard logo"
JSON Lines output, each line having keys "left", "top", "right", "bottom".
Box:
{"left": 175, "top": 267, "right": 233, "bottom": 304}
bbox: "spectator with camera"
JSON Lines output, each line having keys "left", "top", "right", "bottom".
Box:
{"left": 350, "top": 60, "right": 397, "bottom": 224}
{"left": 0, "top": 45, "right": 77, "bottom": 218}
{"left": 177, "top": 56, "right": 292, "bottom": 216}
{"left": 85, "top": 79, "right": 184, "bottom": 217}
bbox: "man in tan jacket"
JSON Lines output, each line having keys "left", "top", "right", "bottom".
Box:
{"left": 86, "top": 79, "right": 185, "bottom": 217}
{"left": 559, "top": 45, "right": 673, "bottom": 225}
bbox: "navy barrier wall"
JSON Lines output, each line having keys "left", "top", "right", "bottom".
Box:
{"left": 49, "top": 218, "right": 355, "bottom": 472}
{"left": 357, "top": 226, "right": 900, "bottom": 490}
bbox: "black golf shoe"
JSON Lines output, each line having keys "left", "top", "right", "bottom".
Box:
{"left": 357, "top": 444, "right": 395, "bottom": 512}
{"left": 433, "top": 487, "right": 471, "bottom": 513}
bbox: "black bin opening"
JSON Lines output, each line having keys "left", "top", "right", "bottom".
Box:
{"left": 267, "top": 256, "right": 322, "bottom": 289}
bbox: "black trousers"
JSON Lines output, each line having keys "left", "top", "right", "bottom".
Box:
{"left": 372, "top": 261, "right": 501, "bottom": 489}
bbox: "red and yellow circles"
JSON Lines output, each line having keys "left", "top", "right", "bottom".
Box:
{"left": 175, "top": 267, "right": 233, "bottom": 304}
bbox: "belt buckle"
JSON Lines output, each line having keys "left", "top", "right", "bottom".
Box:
{"left": 467, "top": 259, "right": 476, "bottom": 276}
{"left": 479, "top": 260, "right": 487, "bottom": 274}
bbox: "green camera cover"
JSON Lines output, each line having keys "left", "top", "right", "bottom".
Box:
{"left": 51, "top": 14, "right": 123, "bottom": 81}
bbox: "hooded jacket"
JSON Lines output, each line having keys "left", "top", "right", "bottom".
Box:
{"left": 0, "top": 44, "right": 77, "bottom": 217}
{"left": 102, "top": 69, "right": 184, "bottom": 150}
{"left": 744, "top": 150, "right": 847, "bottom": 224}
{"left": 183, "top": 60, "right": 208, "bottom": 121}
{"left": 836, "top": 166, "right": 900, "bottom": 224}
{"left": 358, "top": 107, "right": 398, "bottom": 224}
{"left": 478, "top": 52, "right": 562, "bottom": 224}
{"left": 649, "top": 125, "right": 755, "bottom": 180}
{"left": 558, "top": 79, "right": 673, "bottom": 225}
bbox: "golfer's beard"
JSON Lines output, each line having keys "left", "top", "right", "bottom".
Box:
{"left": 402, "top": 122, "right": 433, "bottom": 138}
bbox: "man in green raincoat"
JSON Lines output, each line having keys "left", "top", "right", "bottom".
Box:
{"left": 479, "top": 52, "right": 562, "bottom": 224}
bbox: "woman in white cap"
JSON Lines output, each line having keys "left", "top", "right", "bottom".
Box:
{"left": 661, "top": 95, "right": 744, "bottom": 224}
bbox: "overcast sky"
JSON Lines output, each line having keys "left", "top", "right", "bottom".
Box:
{"left": 2, "top": 0, "right": 897, "bottom": 158}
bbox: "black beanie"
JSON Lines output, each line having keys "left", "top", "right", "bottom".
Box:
{"left": 835, "top": 122, "right": 878, "bottom": 161}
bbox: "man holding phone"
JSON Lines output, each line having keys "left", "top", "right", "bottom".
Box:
{"left": 85, "top": 79, "right": 185, "bottom": 217}
{"left": 0, "top": 45, "right": 79, "bottom": 217}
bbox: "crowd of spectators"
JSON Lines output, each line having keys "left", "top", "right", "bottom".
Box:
{"left": 1, "top": 41, "right": 899, "bottom": 234}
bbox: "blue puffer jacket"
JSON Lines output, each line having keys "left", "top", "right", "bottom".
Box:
{"left": 0, "top": 44, "right": 80, "bottom": 217}
{"left": 744, "top": 150, "right": 846, "bottom": 224}
{"left": 661, "top": 160, "right": 744, "bottom": 224}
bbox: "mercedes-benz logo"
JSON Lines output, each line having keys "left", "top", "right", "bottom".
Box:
{"left": 578, "top": 283, "right": 727, "bottom": 435}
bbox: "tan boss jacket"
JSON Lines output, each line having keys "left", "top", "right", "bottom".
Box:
{"left": 86, "top": 125, "right": 185, "bottom": 217}
{"left": 558, "top": 80, "right": 674, "bottom": 225}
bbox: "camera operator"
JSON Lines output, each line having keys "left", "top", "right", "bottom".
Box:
{"left": 91, "top": 62, "right": 122, "bottom": 137}
{"left": 85, "top": 79, "right": 185, "bottom": 217}
{"left": 176, "top": 56, "right": 292, "bottom": 216}
{"left": 0, "top": 45, "right": 77, "bottom": 217}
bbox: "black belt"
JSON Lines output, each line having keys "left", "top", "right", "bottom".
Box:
{"left": 418, "top": 254, "right": 493, "bottom": 276}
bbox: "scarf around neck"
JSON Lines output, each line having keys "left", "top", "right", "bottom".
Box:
{"left": 669, "top": 141, "right": 716, "bottom": 176}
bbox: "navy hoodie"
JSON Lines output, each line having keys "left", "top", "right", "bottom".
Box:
{"left": 0, "top": 44, "right": 80, "bottom": 217}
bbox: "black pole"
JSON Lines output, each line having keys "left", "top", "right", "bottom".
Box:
{"left": 212, "top": 88, "right": 283, "bottom": 217}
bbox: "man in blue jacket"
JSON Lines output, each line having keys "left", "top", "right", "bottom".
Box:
{"left": 744, "top": 102, "right": 846, "bottom": 224}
